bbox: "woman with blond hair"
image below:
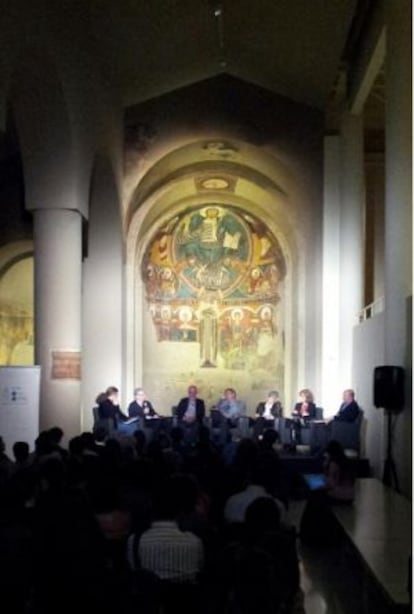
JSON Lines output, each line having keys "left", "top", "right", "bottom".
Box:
{"left": 290, "top": 389, "right": 316, "bottom": 445}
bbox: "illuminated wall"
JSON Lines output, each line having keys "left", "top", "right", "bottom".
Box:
{"left": 0, "top": 256, "right": 34, "bottom": 365}
{"left": 140, "top": 204, "right": 286, "bottom": 411}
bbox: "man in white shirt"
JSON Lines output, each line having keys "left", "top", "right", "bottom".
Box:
{"left": 127, "top": 478, "right": 204, "bottom": 583}
{"left": 224, "top": 462, "right": 287, "bottom": 524}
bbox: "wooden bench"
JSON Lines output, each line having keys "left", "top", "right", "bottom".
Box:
{"left": 332, "top": 478, "right": 411, "bottom": 612}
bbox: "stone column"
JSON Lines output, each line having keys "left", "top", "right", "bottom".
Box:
{"left": 339, "top": 112, "right": 365, "bottom": 388}
{"left": 383, "top": 0, "right": 412, "bottom": 495}
{"left": 33, "top": 208, "right": 82, "bottom": 439}
{"left": 321, "top": 135, "right": 341, "bottom": 414}
{"left": 384, "top": 0, "right": 412, "bottom": 364}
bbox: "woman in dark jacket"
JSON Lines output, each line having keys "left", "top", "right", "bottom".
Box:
{"left": 97, "top": 386, "right": 127, "bottom": 432}
{"left": 290, "top": 388, "right": 316, "bottom": 445}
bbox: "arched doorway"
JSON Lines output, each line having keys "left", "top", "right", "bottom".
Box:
{"left": 126, "top": 138, "right": 300, "bottom": 414}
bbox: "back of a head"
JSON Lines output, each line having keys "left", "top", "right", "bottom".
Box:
{"left": 326, "top": 439, "right": 346, "bottom": 462}
{"left": 245, "top": 497, "right": 281, "bottom": 537}
{"left": 13, "top": 441, "right": 30, "bottom": 462}
{"left": 234, "top": 438, "right": 258, "bottom": 468}
{"left": 152, "top": 478, "right": 179, "bottom": 520}
{"left": 49, "top": 426, "right": 64, "bottom": 445}
{"left": 170, "top": 473, "right": 199, "bottom": 513}
{"left": 261, "top": 429, "right": 278, "bottom": 448}
{"left": 95, "top": 391, "right": 108, "bottom": 405}
{"left": 69, "top": 435, "right": 84, "bottom": 457}
{"left": 35, "top": 430, "right": 54, "bottom": 455}
{"left": 80, "top": 431, "right": 96, "bottom": 450}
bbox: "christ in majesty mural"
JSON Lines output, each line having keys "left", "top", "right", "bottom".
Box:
{"left": 141, "top": 204, "right": 286, "bottom": 376}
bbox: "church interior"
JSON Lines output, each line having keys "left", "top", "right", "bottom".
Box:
{"left": 0, "top": 1, "right": 411, "bottom": 612}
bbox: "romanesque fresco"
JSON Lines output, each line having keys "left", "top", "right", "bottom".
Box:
{"left": 142, "top": 205, "right": 286, "bottom": 375}
{"left": 0, "top": 258, "right": 34, "bottom": 366}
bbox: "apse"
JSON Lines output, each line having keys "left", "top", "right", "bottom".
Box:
{"left": 140, "top": 203, "right": 286, "bottom": 407}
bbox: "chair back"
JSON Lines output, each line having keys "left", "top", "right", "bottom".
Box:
{"left": 331, "top": 409, "right": 363, "bottom": 454}
{"left": 315, "top": 407, "right": 324, "bottom": 420}
{"left": 92, "top": 405, "right": 100, "bottom": 424}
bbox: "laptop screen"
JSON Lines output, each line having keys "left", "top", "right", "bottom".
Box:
{"left": 303, "top": 473, "right": 327, "bottom": 491}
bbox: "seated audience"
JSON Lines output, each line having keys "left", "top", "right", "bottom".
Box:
{"left": 253, "top": 390, "right": 282, "bottom": 440}
{"left": 323, "top": 439, "right": 355, "bottom": 502}
{"left": 300, "top": 439, "right": 355, "bottom": 547}
{"left": 216, "top": 497, "right": 300, "bottom": 614}
{"left": 12, "top": 441, "right": 31, "bottom": 471}
{"left": 0, "top": 436, "right": 13, "bottom": 486}
{"left": 127, "top": 477, "right": 204, "bottom": 583}
{"left": 224, "top": 458, "right": 286, "bottom": 525}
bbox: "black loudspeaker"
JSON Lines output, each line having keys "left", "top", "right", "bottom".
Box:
{"left": 373, "top": 366, "right": 405, "bottom": 411}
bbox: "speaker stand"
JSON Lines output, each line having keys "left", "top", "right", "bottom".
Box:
{"left": 382, "top": 409, "right": 399, "bottom": 492}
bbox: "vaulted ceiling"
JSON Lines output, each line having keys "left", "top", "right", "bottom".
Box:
{"left": 90, "top": 0, "right": 358, "bottom": 110}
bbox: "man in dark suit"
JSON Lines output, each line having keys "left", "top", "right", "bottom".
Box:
{"left": 333, "top": 389, "right": 360, "bottom": 422}
{"left": 176, "top": 385, "right": 205, "bottom": 424}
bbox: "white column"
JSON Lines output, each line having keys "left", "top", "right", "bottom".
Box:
{"left": 339, "top": 113, "right": 365, "bottom": 388}
{"left": 34, "top": 208, "right": 82, "bottom": 438}
{"left": 384, "top": 0, "right": 412, "bottom": 364}
{"left": 383, "top": 0, "right": 412, "bottom": 496}
{"left": 321, "top": 136, "right": 341, "bottom": 414}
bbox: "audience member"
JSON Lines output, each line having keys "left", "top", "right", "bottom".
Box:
{"left": 300, "top": 439, "right": 354, "bottom": 547}
{"left": 12, "top": 440, "right": 31, "bottom": 470}
{"left": 323, "top": 439, "right": 355, "bottom": 502}
{"left": 224, "top": 458, "right": 286, "bottom": 525}
{"left": 127, "top": 476, "right": 204, "bottom": 583}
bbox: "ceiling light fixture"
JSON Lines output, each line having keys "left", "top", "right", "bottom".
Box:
{"left": 211, "top": 1, "right": 226, "bottom": 69}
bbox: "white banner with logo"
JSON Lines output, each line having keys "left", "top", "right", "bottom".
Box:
{"left": 0, "top": 366, "right": 41, "bottom": 455}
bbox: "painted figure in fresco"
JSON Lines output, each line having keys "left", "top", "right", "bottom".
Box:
{"left": 256, "top": 305, "right": 276, "bottom": 366}
{"left": 177, "top": 306, "right": 197, "bottom": 342}
{"left": 159, "top": 267, "right": 177, "bottom": 297}
{"left": 176, "top": 206, "right": 247, "bottom": 267}
{"left": 199, "top": 306, "right": 218, "bottom": 367}
{"left": 144, "top": 264, "right": 159, "bottom": 299}
{"left": 159, "top": 305, "right": 172, "bottom": 341}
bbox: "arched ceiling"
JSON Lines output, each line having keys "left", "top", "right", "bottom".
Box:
{"left": 88, "top": 0, "right": 358, "bottom": 110}
{"left": 127, "top": 138, "right": 302, "bottom": 267}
